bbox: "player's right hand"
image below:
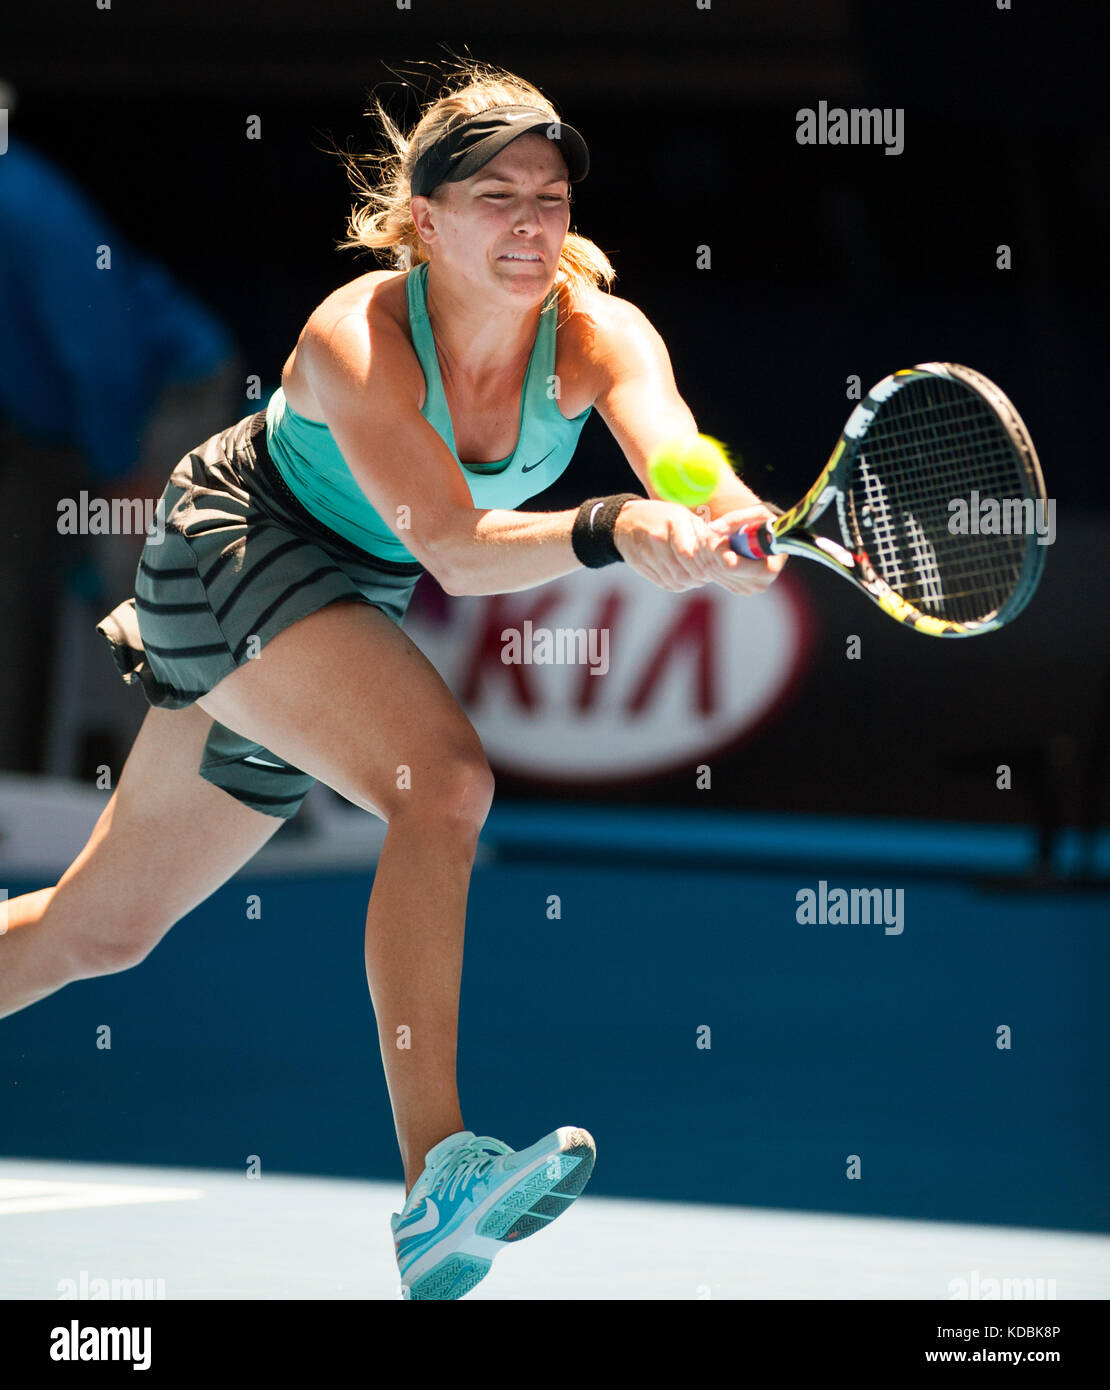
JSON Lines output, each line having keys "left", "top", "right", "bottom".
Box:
{"left": 614, "top": 498, "right": 781, "bottom": 595}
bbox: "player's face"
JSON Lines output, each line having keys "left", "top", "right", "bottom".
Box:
{"left": 419, "top": 133, "right": 572, "bottom": 304}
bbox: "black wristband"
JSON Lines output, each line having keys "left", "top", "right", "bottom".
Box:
{"left": 571, "top": 493, "right": 641, "bottom": 569}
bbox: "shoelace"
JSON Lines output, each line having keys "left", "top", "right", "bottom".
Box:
{"left": 432, "top": 1136, "right": 514, "bottom": 1204}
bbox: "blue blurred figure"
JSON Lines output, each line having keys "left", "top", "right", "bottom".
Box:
{"left": 0, "top": 78, "right": 241, "bottom": 772}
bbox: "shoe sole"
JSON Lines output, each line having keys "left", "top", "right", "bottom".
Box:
{"left": 402, "top": 1127, "right": 595, "bottom": 1301}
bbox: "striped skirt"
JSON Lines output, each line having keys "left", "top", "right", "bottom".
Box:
{"left": 96, "top": 410, "right": 425, "bottom": 818}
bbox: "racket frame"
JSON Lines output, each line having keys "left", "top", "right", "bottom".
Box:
{"left": 733, "top": 363, "right": 1047, "bottom": 637}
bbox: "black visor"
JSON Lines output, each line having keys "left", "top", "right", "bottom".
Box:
{"left": 411, "top": 104, "right": 590, "bottom": 198}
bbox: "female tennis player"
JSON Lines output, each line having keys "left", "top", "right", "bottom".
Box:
{"left": 0, "top": 61, "right": 783, "bottom": 1299}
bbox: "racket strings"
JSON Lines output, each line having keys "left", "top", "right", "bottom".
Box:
{"left": 844, "top": 377, "right": 1036, "bottom": 623}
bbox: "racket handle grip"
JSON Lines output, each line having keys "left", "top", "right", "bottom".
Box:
{"left": 729, "top": 521, "right": 772, "bottom": 561}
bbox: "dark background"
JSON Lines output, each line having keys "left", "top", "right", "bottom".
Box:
{"left": 3, "top": 0, "right": 1108, "bottom": 831}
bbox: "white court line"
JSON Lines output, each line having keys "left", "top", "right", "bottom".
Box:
{"left": 2, "top": 1162, "right": 1107, "bottom": 1298}
{"left": 0, "top": 1179, "right": 204, "bottom": 1216}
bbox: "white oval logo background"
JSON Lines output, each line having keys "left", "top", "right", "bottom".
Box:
{"left": 402, "top": 566, "right": 811, "bottom": 784}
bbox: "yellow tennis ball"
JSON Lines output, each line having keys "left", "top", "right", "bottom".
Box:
{"left": 647, "top": 434, "right": 731, "bottom": 507}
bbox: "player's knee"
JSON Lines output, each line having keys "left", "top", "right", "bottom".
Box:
{"left": 393, "top": 750, "right": 495, "bottom": 836}
{"left": 446, "top": 755, "right": 496, "bottom": 832}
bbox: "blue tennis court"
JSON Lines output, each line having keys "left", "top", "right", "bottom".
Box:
{"left": 3, "top": 801, "right": 1107, "bottom": 1299}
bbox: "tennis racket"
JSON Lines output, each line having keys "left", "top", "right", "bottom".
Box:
{"left": 729, "top": 362, "right": 1048, "bottom": 636}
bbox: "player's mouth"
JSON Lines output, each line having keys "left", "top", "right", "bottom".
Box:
{"left": 498, "top": 252, "right": 543, "bottom": 262}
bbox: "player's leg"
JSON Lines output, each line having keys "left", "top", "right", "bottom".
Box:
{"left": 193, "top": 597, "right": 495, "bottom": 1194}
{"left": 0, "top": 702, "right": 284, "bottom": 1019}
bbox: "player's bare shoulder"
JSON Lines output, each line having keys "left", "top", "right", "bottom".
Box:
{"left": 554, "top": 280, "right": 646, "bottom": 412}
{"left": 281, "top": 269, "right": 421, "bottom": 421}
{"left": 559, "top": 281, "right": 663, "bottom": 406}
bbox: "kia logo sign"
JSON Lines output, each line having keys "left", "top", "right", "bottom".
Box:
{"left": 403, "top": 566, "right": 811, "bottom": 785}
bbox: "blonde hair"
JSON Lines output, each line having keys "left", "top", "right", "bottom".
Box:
{"left": 333, "top": 57, "right": 615, "bottom": 316}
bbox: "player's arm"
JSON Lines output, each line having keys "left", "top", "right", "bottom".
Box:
{"left": 592, "top": 296, "right": 783, "bottom": 588}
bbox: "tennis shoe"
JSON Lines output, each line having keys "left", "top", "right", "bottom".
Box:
{"left": 390, "top": 1125, "right": 595, "bottom": 1300}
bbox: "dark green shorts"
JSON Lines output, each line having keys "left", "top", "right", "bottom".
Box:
{"left": 96, "top": 410, "right": 424, "bottom": 819}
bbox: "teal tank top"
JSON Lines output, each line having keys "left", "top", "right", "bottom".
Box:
{"left": 263, "top": 261, "right": 593, "bottom": 565}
